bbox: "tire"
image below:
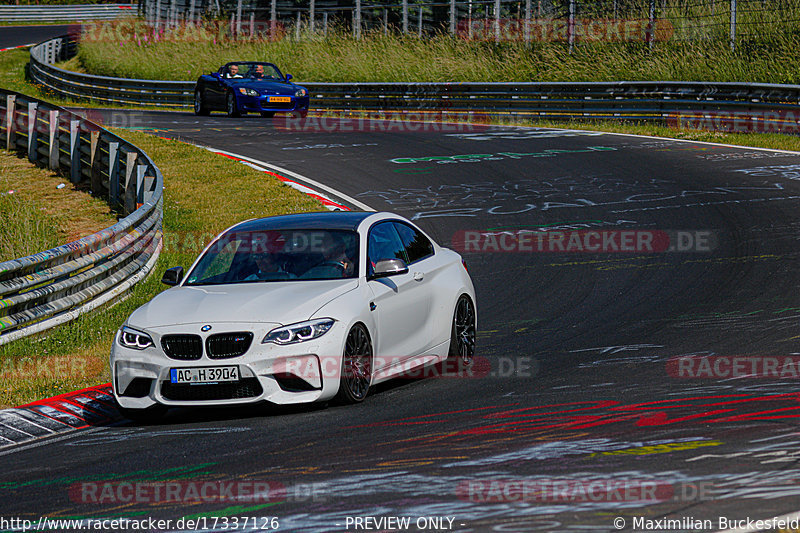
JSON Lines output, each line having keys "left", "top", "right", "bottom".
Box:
{"left": 194, "top": 90, "right": 209, "bottom": 116}
{"left": 118, "top": 405, "right": 167, "bottom": 424}
{"left": 335, "top": 324, "right": 373, "bottom": 404}
{"left": 226, "top": 92, "right": 242, "bottom": 118}
{"left": 260, "top": 111, "right": 275, "bottom": 118}
{"left": 448, "top": 295, "right": 476, "bottom": 367}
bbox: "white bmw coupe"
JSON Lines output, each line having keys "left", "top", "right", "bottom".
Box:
{"left": 111, "top": 211, "right": 476, "bottom": 420}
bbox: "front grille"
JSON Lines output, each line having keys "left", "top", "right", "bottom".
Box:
{"left": 121, "top": 378, "right": 153, "bottom": 398}
{"left": 262, "top": 100, "right": 294, "bottom": 109}
{"left": 161, "top": 334, "right": 202, "bottom": 360}
{"left": 206, "top": 332, "right": 253, "bottom": 359}
{"left": 160, "top": 378, "right": 263, "bottom": 401}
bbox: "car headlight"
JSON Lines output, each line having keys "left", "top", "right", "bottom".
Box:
{"left": 295, "top": 88, "right": 307, "bottom": 97}
{"left": 118, "top": 326, "right": 154, "bottom": 350}
{"left": 262, "top": 319, "right": 334, "bottom": 345}
{"left": 239, "top": 87, "right": 259, "bottom": 97}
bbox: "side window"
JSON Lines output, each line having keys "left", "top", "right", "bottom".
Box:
{"left": 367, "top": 222, "right": 408, "bottom": 274}
{"left": 393, "top": 222, "right": 434, "bottom": 264}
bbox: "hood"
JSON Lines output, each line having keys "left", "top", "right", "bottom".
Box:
{"left": 128, "top": 279, "right": 358, "bottom": 329}
{"left": 229, "top": 79, "right": 304, "bottom": 95}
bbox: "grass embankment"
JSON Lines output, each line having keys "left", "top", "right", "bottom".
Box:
{"left": 70, "top": 8, "right": 800, "bottom": 84}
{"left": 0, "top": 132, "right": 322, "bottom": 408}
{"left": 0, "top": 152, "right": 115, "bottom": 262}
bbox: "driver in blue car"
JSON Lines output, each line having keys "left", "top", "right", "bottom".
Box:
{"left": 226, "top": 64, "right": 243, "bottom": 78}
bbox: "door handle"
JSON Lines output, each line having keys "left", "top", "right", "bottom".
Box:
{"left": 413, "top": 271, "right": 424, "bottom": 281}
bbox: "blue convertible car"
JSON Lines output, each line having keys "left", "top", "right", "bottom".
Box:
{"left": 193, "top": 62, "right": 310, "bottom": 118}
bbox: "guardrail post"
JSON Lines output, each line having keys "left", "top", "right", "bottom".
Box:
{"left": 108, "top": 141, "right": 120, "bottom": 205}
{"left": 648, "top": 0, "right": 655, "bottom": 51}
{"left": 90, "top": 131, "right": 102, "bottom": 193}
{"left": 449, "top": 0, "right": 455, "bottom": 34}
{"left": 27, "top": 102, "right": 38, "bottom": 163}
{"left": 310, "top": 0, "right": 315, "bottom": 32}
{"left": 355, "top": 0, "right": 361, "bottom": 39}
{"left": 730, "top": 0, "right": 737, "bottom": 51}
{"left": 324, "top": 11, "right": 329, "bottom": 35}
{"left": 568, "top": 0, "right": 575, "bottom": 53}
{"left": 295, "top": 11, "right": 301, "bottom": 39}
{"left": 524, "top": 0, "right": 530, "bottom": 43}
{"left": 418, "top": 5, "right": 422, "bottom": 37}
{"left": 69, "top": 119, "right": 80, "bottom": 184}
{"left": 270, "top": 0, "right": 276, "bottom": 36}
{"left": 154, "top": 0, "right": 161, "bottom": 30}
{"left": 5, "top": 95, "right": 15, "bottom": 151}
{"left": 124, "top": 151, "right": 138, "bottom": 214}
{"left": 494, "top": 0, "right": 501, "bottom": 43}
{"left": 136, "top": 164, "right": 147, "bottom": 209}
{"left": 48, "top": 110, "right": 60, "bottom": 170}
{"left": 402, "top": 0, "right": 408, "bottom": 34}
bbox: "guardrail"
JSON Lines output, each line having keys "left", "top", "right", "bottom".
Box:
{"left": 0, "top": 88, "right": 163, "bottom": 345}
{"left": 29, "top": 35, "right": 800, "bottom": 128}
{"left": 0, "top": 4, "right": 136, "bottom": 23}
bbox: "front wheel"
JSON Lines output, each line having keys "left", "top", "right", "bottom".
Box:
{"left": 335, "top": 324, "right": 373, "bottom": 404}
{"left": 448, "top": 295, "right": 476, "bottom": 367}
{"left": 194, "top": 90, "right": 209, "bottom": 116}
{"left": 226, "top": 92, "right": 242, "bottom": 117}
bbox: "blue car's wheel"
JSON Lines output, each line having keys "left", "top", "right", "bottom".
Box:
{"left": 194, "top": 90, "right": 209, "bottom": 116}
{"left": 226, "top": 91, "right": 242, "bottom": 118}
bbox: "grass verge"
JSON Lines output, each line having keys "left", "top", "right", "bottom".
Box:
{"left": 0, "top": 151, "right": 116, "bottom": 262}
{"left": 72, "top": 18, "right": 800, "bottom": 84}
{"left": 0, "top": 132, "right": 322, "bottom": 408}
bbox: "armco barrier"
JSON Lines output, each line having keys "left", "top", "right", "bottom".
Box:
{"left": 0, "top": 4, "right": 136, "bottom": 23}
{"left": 28, "top": 35, "right": 800, "bottom": 129}
{"left": 0, "top": 89, "right": 163, "bottom": 345}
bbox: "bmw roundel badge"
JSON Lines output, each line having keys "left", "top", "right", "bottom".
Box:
{"left": 201, "top": 325, "right": 212, "bottom": 332}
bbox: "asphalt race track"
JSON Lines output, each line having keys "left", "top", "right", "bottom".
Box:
{"left": 0, "top": 25, "right": 76, "bottom": 50}
{"left": 6, "top": 106, "right": 800, "bottom": 533}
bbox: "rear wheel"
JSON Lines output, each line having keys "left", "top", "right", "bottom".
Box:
{"left": 448, "top": 295, "right": 476, "bottom": 367}
{"left": 335, "top": 324, "right": 373, "bottom": 404}
{"left": 194, "top": 90, "right": 209, "bottom": 116}
{"left": 226, "top": 92, "right": 242, "bottom": 117}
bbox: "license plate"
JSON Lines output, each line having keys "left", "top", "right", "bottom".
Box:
{"left": 268, "top": 96, "right": 291, "bottom": 103}
{"left": 170, "top": 366, "right": 239, "bottom": 384}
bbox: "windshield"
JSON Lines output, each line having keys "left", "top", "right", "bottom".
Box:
{"left": 223, "top": 62, "right": 283, "bottom": 80}
{"left": 185, "top": 229, "right": 359, "bottom": 285}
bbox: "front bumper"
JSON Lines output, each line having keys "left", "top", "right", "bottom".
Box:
{"left": 111, "top": 321, "right": 343, "bottom": 409}
{"left": 238, "top": 94, "right": 310, "bottom": 113}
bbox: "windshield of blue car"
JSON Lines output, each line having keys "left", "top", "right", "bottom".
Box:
{"left": 225, "top": 63, "right": 283, "bottom": 80}
{"left": 184, "top": 229, "right": 359, "bottom": 285}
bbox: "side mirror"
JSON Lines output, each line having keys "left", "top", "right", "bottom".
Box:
{"left": 285, "top": 74, "right": 293, "bottom": 82}
{"left": 371, "top": 258, "right": 408, "bottom": 279}
{"left": 212, "top": 72, "right": 221, "bottom": 78}
{"left": 162, "top": 266, "right": 184, "bottom": 286}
